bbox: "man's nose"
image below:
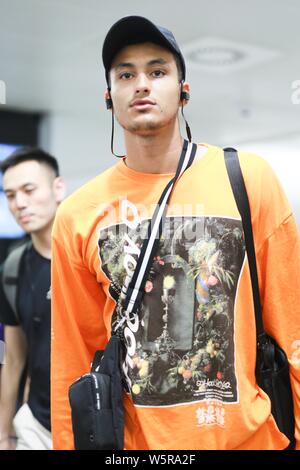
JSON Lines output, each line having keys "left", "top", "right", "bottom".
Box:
{"left": 135, "top": 73, "right": 150, "bottom": 94}
{"left": 14, "top": 192, "right": 28, "bottom": 209}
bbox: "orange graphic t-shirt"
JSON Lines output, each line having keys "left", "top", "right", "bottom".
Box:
{"left": 51, "top": 143, "right": 300, "bottom": 450}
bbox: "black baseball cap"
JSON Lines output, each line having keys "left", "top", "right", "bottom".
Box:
{"left": 102, "top": 15, "right": 186, "bottom": 85}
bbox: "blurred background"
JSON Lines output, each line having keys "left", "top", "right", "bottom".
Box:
{"left": 0, "top": 0, "right": 299, "bottom": 257}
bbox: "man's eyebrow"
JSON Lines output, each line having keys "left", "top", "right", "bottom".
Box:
{"left": 114, "top": 62, "right": 135, "bottom": 72}
{"left": 114, "top": 58, "right": 170, "bottom": 72}
{"left": 4, "top": 182, "right": 35, "bottom": 193}
{"left": 147, "top": 58, "right": 169, "bottom": 66}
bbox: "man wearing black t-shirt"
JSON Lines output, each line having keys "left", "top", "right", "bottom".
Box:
{"left": 0, "top": 148, "right": 65, "bottom": 450}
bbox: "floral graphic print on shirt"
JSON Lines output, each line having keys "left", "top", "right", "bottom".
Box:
{"left": 98, "top": 214, "right": 245, "bottom": 407}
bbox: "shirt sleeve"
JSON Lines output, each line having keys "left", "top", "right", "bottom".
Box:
{"left": 239, "top": 151, "right": 300, "bottom": 448}
{"left": 256, "top": 214, "right": 300, "bottom": 449}
{"left": 240, "top": 153, "right": 300, "bottom": 449}
{"left": 50, "top": 208, "right": 108, "bottom": 450}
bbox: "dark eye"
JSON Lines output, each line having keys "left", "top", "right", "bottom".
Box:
{"left": 151, "top": 70, "right": 165, "bottom": 78}
{"left": 25, "top": 188, "right": 35, "bottom": 194}
{"left": 120, "top": 72, "right": 133, "bottom": 80}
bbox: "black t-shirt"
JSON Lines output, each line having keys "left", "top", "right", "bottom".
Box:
{"left": 0, "top": 245, "right": 51, "bottom": 431}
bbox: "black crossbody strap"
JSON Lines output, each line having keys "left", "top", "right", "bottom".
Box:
{"left": 223, "top": 148, "right": 265, "bottom": 342}
{"left": 114, "top": 140, "right": 197, "bottom": 332}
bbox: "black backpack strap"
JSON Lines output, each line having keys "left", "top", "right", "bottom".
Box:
{"left": 2, "top": 240, "right": 32, "bottom": 322}
{"left": 223, "top": 148, "right": 266, "bottom": 344}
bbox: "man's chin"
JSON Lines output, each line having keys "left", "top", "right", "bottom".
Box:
{"left": 19, "top": 221, "right": 37, "bottom": 234}
{"left": 121, "top": 114, "right": 176, "bottom": 136}
{"left": 125, "top": 121, "right": 163, "bottom": 135}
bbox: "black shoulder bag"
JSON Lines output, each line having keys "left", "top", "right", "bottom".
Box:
{"left": 224, "top": 148, "right": 295, "bottom": 449}
{"left": 68, "top": 140, "right": 197, "bottom": 450}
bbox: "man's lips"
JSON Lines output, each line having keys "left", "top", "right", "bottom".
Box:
{"left": 130, "top": 99, "right": 155, "bottom": 109}
{"left": 19, "top": 214, "right": 33, "bottom": 223}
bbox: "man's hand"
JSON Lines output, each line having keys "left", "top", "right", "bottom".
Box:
{"left": 0, "top": 326, "right": 27, "bottom": 449}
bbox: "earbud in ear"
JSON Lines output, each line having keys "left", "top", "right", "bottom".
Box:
{"left": 105, "top": 88, "right": 113, "bottom": 109}
{"left": 180, "top": 91, "right": 190, "bottom": 102}
{"left": 106, "top": 98, "right": 113, "bottom": 109}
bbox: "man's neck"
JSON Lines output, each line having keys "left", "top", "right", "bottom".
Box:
{"left": 124, "top": 125, "right": 184, "bottom": 174}
{"left": 30, "top": 225, "right": 52, "bottom": 260}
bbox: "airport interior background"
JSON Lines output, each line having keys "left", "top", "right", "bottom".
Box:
{"left": 0, "top": 0, "right": 299, "bottom": 263}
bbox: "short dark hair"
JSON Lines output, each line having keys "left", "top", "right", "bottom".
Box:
{"left": 0, "top": 147, "right": 60, "bottom": 177}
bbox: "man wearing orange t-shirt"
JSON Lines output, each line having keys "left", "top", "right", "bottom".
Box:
{"left": 51, "top": 16, "right": 300, "bottom": 450}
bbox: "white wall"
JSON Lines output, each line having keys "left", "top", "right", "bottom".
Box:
{"left": 238, "top": 137, "right": 300, "bottom": 228}
{"left": 40, "top": 111, "right": 116, "bottom": 194}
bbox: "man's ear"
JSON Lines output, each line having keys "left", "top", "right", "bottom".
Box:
{"left": 179, "top": 82, "right": 190, "bottom": 106}
{"left": 104, "top": 89, "right": 113, "bottom": 110}
{"left": 53, "top": 176, "right": 66, "bottom": 204}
